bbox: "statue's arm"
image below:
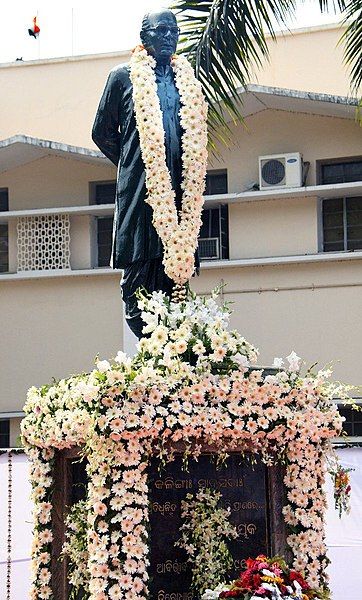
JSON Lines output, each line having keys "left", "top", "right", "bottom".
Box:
{"left": 92, "top": 68, "right": 123, "bottom": 166}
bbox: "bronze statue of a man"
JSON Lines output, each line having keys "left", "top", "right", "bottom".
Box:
{"left": 92, "top": 9, "right": 198, "bottom": 339}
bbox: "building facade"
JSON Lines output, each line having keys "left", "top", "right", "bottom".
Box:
{"left": 0, "top": 23, "right": 361, "bottom": 444}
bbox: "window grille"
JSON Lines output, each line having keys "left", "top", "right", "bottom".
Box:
{"left": 199, "top": 237, "right": 220, "bottom": 259}
{"left": 320, "top": 159, "right": 362, "bottom": 252}
{"left": 17, "top": 214, "right": 71, "bottom": 271}
{"left": 95, "top": 182, "right": 116, "bottom": 205}
{"left": 205, "top": 170, "right": 228, "bottom": 195}
{"left": 97, "top": 216, "right": 113, "bottom": 267}
{"left": 322, "top": 196, "right": 362, "bottom": 252}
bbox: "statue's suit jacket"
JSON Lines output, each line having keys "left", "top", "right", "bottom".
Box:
{"left": 92, "top": 62, "right": 184, "bottom": 269}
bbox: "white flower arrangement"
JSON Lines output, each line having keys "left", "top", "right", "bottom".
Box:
{"left": 134, "top": 287, "right": 258, "bottom": 376}
{"left": 130, "top": 45, "right": 208, "bottom": 285}
{"left": 61, "top": 500, "right": 89, "bottom": 598}
{"left": 21, "top": 289, "right": 349, "bottom": 600}
{"left": 201, "top": 583, "right": 230, "bottom": 599}
{"left": 176, "top": 488, "right": 238, "bottom": 595}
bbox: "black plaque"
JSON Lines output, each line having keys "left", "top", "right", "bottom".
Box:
{"left": 148, "top": 454, "right": 268, "bottom": 599}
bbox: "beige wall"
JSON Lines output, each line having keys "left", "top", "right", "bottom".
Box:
{"left": 0, "top": 24, "right": 353, "bottom": 150}
{"left": 3, "top": 107, "right": 359, "bottom": 273}
{"left": 0, "top": 155, "right": 116, "bottom": 271}
{"left": 210, "top": 109, "right": 361, "bottom": 259}
{"left": 212, "top": 110, "right": 362, "bottom": 191}
{"left": 0, "top": 275, "right": 123, "bottom": 413}
{"left": 229, "top": 197, "right": 318, "bottom": 259}
{"left": 194, "top": 259, "right": 362, "bottom": 386}
{"left": 3, "top": 257, "right": 361, "bottom": 414}
{"left": 0, "top": 51, "right": 128, "bottom": 148}
{"left": 254, "top": 25, "right": 351, "bottom": 96}
{"left": 1, "top": 22, "right": 361, "bottom": 434}
{"left": 0, "top": 155, "right": 115, "bottom": 210}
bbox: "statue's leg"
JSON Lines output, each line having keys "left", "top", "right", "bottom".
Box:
{"left": 121, "top": 258, "right": 174, "bottom": 339}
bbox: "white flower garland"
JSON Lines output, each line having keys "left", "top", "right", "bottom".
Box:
{"left": 176, "top": 489, "right": 237, "bottom": 594}
{"left": 130, "top": 45, "right": 208, "bottom": 285}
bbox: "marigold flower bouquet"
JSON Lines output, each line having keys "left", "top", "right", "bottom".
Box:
{"left": 202, "top": 555, "right": 324, "bottom": 600}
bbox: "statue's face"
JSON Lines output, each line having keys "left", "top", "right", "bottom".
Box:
{"left": 142, "top": 10, "right": 179, "bottom": 63}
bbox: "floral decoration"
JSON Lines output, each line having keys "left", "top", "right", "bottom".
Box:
{"left": 62, "top": 499, "right": 89, "bottom": 598}
{"left": 21, "top": 289, "right": 347, "bottom": 599}
{"left": 129, "top": 45, "right": 208, "bottom": 285}
{"left": 332, "top": 464, "right": 353, "bottom": 518}
{"left": 202, "top": 555, "right": 322, "bottom": 599}
{"left": 176, "top": 488, "right": 238, "bottom": 594}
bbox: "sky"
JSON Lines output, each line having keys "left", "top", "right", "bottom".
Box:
{"left": 1, "top": 0, "right": 343, "bottom": 64}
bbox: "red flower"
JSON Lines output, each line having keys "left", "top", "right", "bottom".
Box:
{"left": 289, "top": 570, "right": 310, "bottom": 591}
{"left": 240, "top": 572, "right": 253, "bottom": 589}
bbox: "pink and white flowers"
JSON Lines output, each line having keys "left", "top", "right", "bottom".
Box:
{"left": 22, "top": 290, "right": 348, "bottom": 599}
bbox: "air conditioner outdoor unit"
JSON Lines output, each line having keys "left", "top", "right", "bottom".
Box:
{"left": 198, "top": 237, "right": 220, "bottom": 260}
{"left": 259, "top": 152, "right": 303, "bottom": 190}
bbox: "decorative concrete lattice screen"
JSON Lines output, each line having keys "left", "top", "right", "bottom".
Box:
{"left": 17, "top": 214, "right": 71, "bottom": 271}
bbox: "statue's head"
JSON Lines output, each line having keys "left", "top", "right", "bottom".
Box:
{"left": 140, "top": 9, "right": 179, "bottom": 64}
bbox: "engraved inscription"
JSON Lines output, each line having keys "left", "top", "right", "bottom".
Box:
{"left": 149, "top": 454, "right": 268, "bottom": 598}
{"left": 151, "top": 502, "right": 178, "bottom": 516}
{"left": 157, "top": 592, "right": 194, "bottom": 600}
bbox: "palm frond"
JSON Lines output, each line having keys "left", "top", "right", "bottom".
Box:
{"left": 172, "top": 0, "right": 297, "bottom": 148}
{"left": 318, "top": 0, "right": 361, "bottom": 96}
{"left": 339, "top": 0, "right": 362, "bottom": 93}
{"left": 317, "top": 0, "right": 346, "bottom": 12}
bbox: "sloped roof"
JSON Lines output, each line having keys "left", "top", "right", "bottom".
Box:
{"left": 0, "top": 134, "right": 109, "bottom": 174}
{"left": 236, "top": 84, "right": 358, "bottom": 120}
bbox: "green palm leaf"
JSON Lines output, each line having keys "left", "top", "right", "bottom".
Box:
{"left": 172, "top": 0, "right": 361, "bottom": 145}
{"left": 339, "top": 0, "right": 362, "bottom": 92}
{"left": 172, "top": 0, "right": 298, "bottom": 146}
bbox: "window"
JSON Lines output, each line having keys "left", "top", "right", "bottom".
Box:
{"left": 320, "top": 159, "right": 362, "bottom": 252}
{"left": 205, "top": 170, "right": 228, "bottom": 196}
{"left": 338, "top": 405, "right": 362, "bottom": 437}
{"left": 322, "top": 197, "right": 362, "bottom": 252}
{"left": 0, "top": 188, "right": 9, "bottom": 272}
{"left": 94, "top": 182, "right": 117, "bottom": 205}
{"left": 0, "top": 419, "right": 10, "bottom": 448}
{"left": 199, "top": 170, "right": 229, "bottom": 260}
{"left": 320, "top": 160, "right": 362, "bottom": 185}
{"left": 97, "top": 217, "right": 114, "bottom": 267}
{"left": 92, "top": 182, "right": 116, "bottom": 268}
